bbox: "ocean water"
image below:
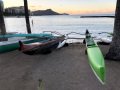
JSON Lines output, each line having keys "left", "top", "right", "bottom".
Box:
{"left": 4, "top": 15, "right": 114, "bottom": 39}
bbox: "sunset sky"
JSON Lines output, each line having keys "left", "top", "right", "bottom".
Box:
{"left": 4, "top": 0, "right": 117, "bottom": 15}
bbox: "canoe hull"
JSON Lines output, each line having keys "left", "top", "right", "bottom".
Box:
{"left": 85, "top": 30, "right": 105, "bottom": 84}
{"left": 98, "top": 38, "right": 111, "bottom": 45}
{"left": 0, "top": 33, "right": 53, "bottom": 38}
{"left": 0, "top": 38, "right": 47, "bottom": 53}
{"left": 23, "top": 42, "right": 59, "bottom": 55}
{"left": 19, "top": 36, "right": 65, "bottom": 55}
{"left": 87, "top": 46, "right": 105, "bottom": 84}
{"left": 57, "top": 40, "right": 67, "bottom": 49}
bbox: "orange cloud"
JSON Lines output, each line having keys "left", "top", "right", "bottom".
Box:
{"left": 29, "top": 5, "right": 42, "bottom": 11}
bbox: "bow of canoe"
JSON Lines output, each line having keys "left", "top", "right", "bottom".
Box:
{"left": 87, "top": 46, "right": 105, "bottom": 84}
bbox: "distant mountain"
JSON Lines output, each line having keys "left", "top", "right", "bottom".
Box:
{"left": 32, "top": 9, "right": 69, "bottom": 16}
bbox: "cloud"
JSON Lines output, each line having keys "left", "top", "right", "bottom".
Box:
{"left": 29, "top": 5, "right": 42, "bottom": 11}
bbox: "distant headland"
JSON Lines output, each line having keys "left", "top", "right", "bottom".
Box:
{"left": 4, "top": 6, "right": 69, "bottom": 16}
{"left": 32, "top": 9, "right": 69, "bottom": 16}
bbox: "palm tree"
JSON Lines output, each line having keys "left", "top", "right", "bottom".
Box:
{"left": 0, "top": 0, "right": 6, "bottom": 35}
{"left": 106, "top": 0, "right": 120, "bottom": 60}
{"left": 23, "top": 0, "right": 31, "bottom": 33}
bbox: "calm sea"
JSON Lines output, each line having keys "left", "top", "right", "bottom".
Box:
{"left": 4, "top": 15, "right": 114, "bottom": 38}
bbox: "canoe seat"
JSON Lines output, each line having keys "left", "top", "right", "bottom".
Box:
{"left": 86, "top": 37, "right": 96, "bottom": 46}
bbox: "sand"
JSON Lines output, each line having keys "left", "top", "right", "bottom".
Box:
{"left": 0, "top": 44, "right": 120, "bottom": 90}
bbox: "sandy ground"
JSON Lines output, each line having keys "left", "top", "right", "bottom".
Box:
{"left": 0, "top": 44, "right": 120, "bottom": 90}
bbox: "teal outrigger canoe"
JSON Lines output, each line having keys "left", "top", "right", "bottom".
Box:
{"left": 0, "top": 33, "right": 54, "bottom": 53}
{"left": 85, "top": 30, "right": 105, "bottom": 84}
{"left": 0, "top": 33, "right": 53, "bottom": 38}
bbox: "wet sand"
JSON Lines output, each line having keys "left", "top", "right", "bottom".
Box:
{"left": 0, "top": 44, "right": 120, "bottom": 90}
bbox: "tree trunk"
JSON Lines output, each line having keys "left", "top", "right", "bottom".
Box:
{"left": 23, "top": 0, "right": 31, "bottom": 34}
{"left": 0, "top": 0, "right": 6, "bottom": 35}
{"left": 0, "top": 0, "right": 7, "bottom": 41}
{"left": 105, "top": 0, "right": 120, "bottom": 60}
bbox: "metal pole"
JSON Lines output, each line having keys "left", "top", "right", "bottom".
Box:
{"left": 24, "top": 0, "right": 31, "bottom": 34}
{"left": 0, "top": 0, "right": 6, "bottom": 35}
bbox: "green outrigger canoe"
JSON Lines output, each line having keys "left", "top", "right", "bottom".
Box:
{"left": 85, "top": 30, "right": 105, "bottom": 84}
{"left": 0, "top": 33, "right": 53, "bottom": 53}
